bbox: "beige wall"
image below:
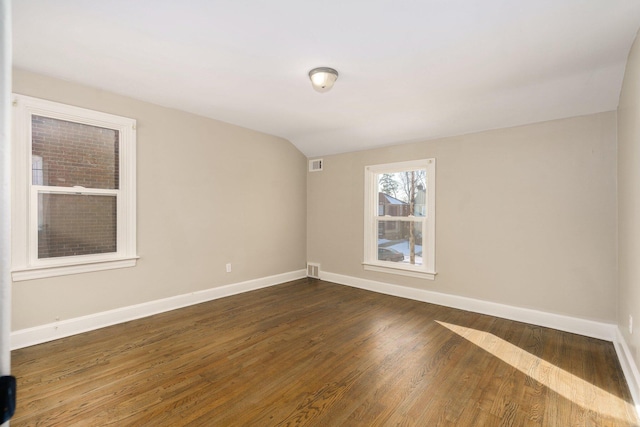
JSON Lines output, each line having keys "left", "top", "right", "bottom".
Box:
{"left": 11, "top": 68, "right": 622, "bottom": 333}
{"left": 308, "top": 112, "right": 618, "bottom": 322}
{"left": 12, "top": 69, "right": 307, "bottom": 330}
{"left": 618, "top": 31, "right": 640, "bottom": 378}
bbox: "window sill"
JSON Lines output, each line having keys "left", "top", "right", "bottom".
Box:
{"left": 12, "top": 256, "right": 139, "bottom": 282}
{"left": 363, "top": 262, "right": 436, "bottom": 280}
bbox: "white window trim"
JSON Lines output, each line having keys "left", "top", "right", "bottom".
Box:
{"left": 11, "top": 94, "right": 138, "bottom": 281}
{"left": 363, "top": 159, "right": 436, "bottom": 280}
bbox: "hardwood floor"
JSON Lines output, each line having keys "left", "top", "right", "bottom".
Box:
{"left": 10, "top": 279, "right": 639, "bottom": 426}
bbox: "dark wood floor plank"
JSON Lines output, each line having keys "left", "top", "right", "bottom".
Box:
{"left": 10, "top": 278, "right": 639, "bottom": 426}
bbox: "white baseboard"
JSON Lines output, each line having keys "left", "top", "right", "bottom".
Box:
{"left": 11, "top": 269, "right": 306, "bottom": 350}
{"left": 321, "top": 271, "right": 617, "bottom": 341}
{"left": 11, "top": 268, "right": 640, "bottom": 417}
{"left": 321, "top": 271, "right": 640, "bottom": 416}
{"left": 614, "top": 328, "right": 640, "bottom": 417}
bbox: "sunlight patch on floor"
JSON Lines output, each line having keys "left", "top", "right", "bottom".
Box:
{"left": 437, "top": 321, "right": 636, "bottom": 422}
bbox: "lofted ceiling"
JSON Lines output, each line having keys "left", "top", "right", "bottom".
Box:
{"left": 12, "top": 1, "right": 640, "bottom": 157}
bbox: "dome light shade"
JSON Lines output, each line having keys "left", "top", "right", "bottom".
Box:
{"left": 309, "top": 67, "right": 339, "bottom": 93}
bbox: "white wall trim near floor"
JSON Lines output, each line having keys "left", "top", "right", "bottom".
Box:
{"left": 613, "top": 327, "right": 640, "bottom": 417}
{"left": 321, "top": 271, "right": 640, "bottom": 416}
{"left": 321, "top": 271, "right": 617, "bottom": 340}
{"left": 11, "top": 269, "right": 306, "bottom": 350}
{"left": 11, "top": 269, "right": 640, "bottom": 417}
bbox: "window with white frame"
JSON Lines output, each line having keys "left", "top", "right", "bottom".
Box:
{"left": 11, "top": 94, "right": 137, "bottom": 281}
{"left": 363, "top": 159, "right": 436, "bottom": 279}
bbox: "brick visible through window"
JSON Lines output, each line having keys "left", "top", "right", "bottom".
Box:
{"left": 32, "top": 115, "right": 119, "bottom": 189}
{"left": 38, "top": 194, "right": 117, "bottom": 259}
{"left": 32, "top": 115, "right": 119, "bottom": 258}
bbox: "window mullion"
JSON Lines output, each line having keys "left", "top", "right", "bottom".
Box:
{"left": 32, "top": 185, "right": 118, "bottom": 196}
{"left": 377, "top": 216, "right": 424, "bottom": 222}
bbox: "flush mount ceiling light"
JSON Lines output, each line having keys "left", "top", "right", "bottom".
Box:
{"left": 308, "top": 67, "right": 339, "bottom": 93}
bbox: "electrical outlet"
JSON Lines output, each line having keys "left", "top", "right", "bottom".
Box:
{"left": 226, "top": 263, "right": 232, "bottom": 273}
{"left": 629, "top": 315, "right": 633, "bottom": 335}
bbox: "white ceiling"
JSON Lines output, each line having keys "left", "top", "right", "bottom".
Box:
{"left": 12, "top": 1, "right": 640, "bottom": 157}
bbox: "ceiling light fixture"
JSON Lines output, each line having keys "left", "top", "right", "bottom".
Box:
{"left": 308, "top": 67, "right": 339, "bottom": 93}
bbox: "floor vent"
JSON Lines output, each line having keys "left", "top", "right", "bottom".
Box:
{"left": 309, "top": 159, "right": 323, "bottom": 172}
{"left": 307, "top": 263, "right": 320, "bottom": 279}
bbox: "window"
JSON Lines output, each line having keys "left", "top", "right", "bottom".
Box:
{"left": 11, "top": 94, "right": 137, "bottom": 281}
{"left": 364, "top": 159, "right": 436, "bottom": 279}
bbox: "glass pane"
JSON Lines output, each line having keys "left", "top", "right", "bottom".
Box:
{"left": 38, "top": 193, "right": 117, "bottom": 259}
{"left": 378, "top": 220, "right": 423, "bottom": 266}
{"left": 32, "top": 115, "right": 119, "bottom": 189}
{"left": 377, "top": 170, "right": 427, "bottom": 217}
